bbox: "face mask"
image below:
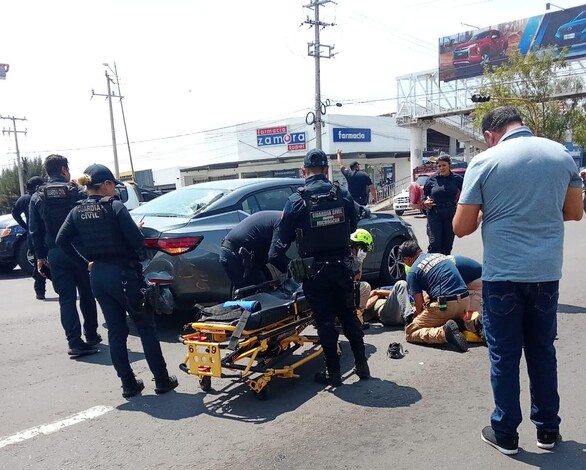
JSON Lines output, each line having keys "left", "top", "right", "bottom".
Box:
{"left": 356, "top": 249, "right": 367, "bottom": 263}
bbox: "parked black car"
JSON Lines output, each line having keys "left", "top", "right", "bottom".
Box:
{"left": 131, "top": 178, "right": 417, "bottom": 313}
{"left": 0, "top": 214, "right": 35, "bottom": 274}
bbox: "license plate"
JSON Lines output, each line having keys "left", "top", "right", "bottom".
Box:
{"left": 564, "top": 33, "right": 576, "bottom": 40}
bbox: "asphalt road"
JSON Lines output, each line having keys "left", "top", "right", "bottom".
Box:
{"left": 1, "top": 211, "right": 585, "bottom": 469}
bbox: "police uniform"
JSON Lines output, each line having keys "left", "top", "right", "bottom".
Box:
{"left": 423, "top": 171, "right": 463, "bottom": 255}
{"left": 29, "top": 175, "right": 100, "bottom": 355}
{"left": 279, "top": 149, "right": 369, "bottom": 385}
{"left": 55, "top": 164, "right": 177, "bottom": 397}
{"left": 220, "top": 210, "right": 291, "bottom": 290}
{"left": 12, "top": 177, "right": 47, "bottom": 299}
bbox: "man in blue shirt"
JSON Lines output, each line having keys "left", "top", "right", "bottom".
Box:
{"left": 399, "top": 240, "right": 470, "bottom": 352}
{"left": 336, "top": 148, "right": 377, "bottom": 206}
{"left": 453, "top": 106, "right": 583, "bottom": 455}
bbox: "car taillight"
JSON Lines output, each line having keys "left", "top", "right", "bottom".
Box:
{"left": 143, "top": 236, "right": 203, "bottom": 255}
{"left": 0, "top": 228, "right": 11, "bottom": 238}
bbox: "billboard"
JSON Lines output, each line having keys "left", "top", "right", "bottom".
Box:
{"left": 439, "top": 3, "right": 586, "bottom": 82}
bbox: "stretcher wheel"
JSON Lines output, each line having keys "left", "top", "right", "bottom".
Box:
{"left": 253, "top": 386, "right": 270, "bottom": 401}
{"left": 199, "top": 376, "right": 212, "bottom": 392}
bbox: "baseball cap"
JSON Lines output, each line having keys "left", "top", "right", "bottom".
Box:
{"left": 303, "top": 149, "right": 329, "bottom": 168}
{"left": 83, "top": 164, "right": 124, "bottom": 186}
{"left": 350, "top": 161, "right": 360, "bottom": 170}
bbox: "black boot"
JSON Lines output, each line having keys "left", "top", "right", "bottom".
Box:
{"left": 154, "top": 374, "right": 179, "bottom": 394}
{"left": 354, "top": 360, "right": 370, "bottom": 379}
{"left": 121, "top": 375, "right": 145, "bottom": 398}
{"left": 314, "top": 353, "right": 342, "bottom": 387}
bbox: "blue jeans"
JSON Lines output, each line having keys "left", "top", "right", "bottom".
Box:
{"left": 48, "top": 247, "right": 98, "bottom": 348}
{"left": 483, "top": 281, "right": 561, "bottom": 439}
{"left": 90, "top": 261, "right": 168, "bottom": 381}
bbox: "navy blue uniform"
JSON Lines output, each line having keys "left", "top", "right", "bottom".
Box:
{"left": 342, "top": 168, "right": 372, "bottom": 206}
{"left": 56, "top": 196, "right": 170, "bottom": 383}
{"left": 423, "top": 172, "right": 463, "bottom": 255}
{"left": 29, "top": 177, "right": 99, "bottom": 349}
{"left": 279, "top": 174, "right": 366, "bottom": 376}
{"left": 220, "top": 210, "right": 291, "bottom": 290}
{"left": 12, "top": 192, "right": 46, "bottom": 297}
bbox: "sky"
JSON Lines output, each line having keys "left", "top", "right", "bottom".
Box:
{"left": 1, "top": 0, "right": 585, "bottom": 177}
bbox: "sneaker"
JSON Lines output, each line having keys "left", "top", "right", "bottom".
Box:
{"left": 480, "top": 426, "right": 519, "bottom": 455}
{"left": 314, "top": 371, "right": 343, "bottom": 387}
{"left": 443, "top": 320, "right": 468, "bottom": 352}
{"left": 122, "top": 377, "right": 145, "bottom": 398}
{"left": 85, "top": 333, "right": 103, "bottom": 346}
{"left": 537, "top": 430, "right": 561, "bottom": 449}
{"left": 354, "top": 361, "right": 371, "bottom": 379}
{"left": 36, "top": 294, "right": 45, "bottom": 300}
{"left": 68, "top": 342, "right": 99, "bottom": 358}
{"left": 154, "top": 375, "right": 179, "bottom": 394}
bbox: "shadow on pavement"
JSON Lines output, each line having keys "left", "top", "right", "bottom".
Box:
{"left": 558, "top": 304, "right": 586, "bottom": 314}
{"left": 0, "top": 269, "right": 30, "bottom": 280}
{"left": 512, "top": 439, "right": 586, "bottom": 470}
{"left": 69, "top": 343, "right": 146, "bottom": 367}
{"left": 113, "top": 342, "right": 416, "bottom": 424}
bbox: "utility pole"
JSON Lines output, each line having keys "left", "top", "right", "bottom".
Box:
{"left": 113, "top": 62, "right": 135, "bottom": 180}
{"left": 304, "top": 0, "right": 336, "bottom": 150}
{"left": 1, "top": 115, "right": 27, "bottom": 196}
{"left": 91, "top": 70, "right": 120, "bottom": 178}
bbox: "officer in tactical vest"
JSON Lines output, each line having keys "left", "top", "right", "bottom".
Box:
{"left": 29, "top": 154, "right": 101, "bottom": 358}
{"left": 55, "top": 164, "right": 178, "bottom": 398}
{"left": 278, "top": 148, "right": 370, "bottom": 387}
{"left": 12, "top": 176, "right": 48, "bottom": 300}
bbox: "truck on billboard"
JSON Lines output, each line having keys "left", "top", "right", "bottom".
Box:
{"left": 439, "top": 3, "right": 586, "bottom": 82}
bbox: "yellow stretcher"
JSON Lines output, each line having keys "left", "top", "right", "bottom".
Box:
{"left": 179, "top": 284, "right": 323, "bottom": 399}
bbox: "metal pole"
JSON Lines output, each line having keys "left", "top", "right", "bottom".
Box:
{"left": 114, "top": 63, "right": 135, "bottom": 180}
{"left": 105, "top": 70, "right": 120, "bottom": 178}
{"left": 12, "top": 117, "right": 25, "bottom": 196}
{"left": 314, "top": 0, "right": 322, "bottom": 149}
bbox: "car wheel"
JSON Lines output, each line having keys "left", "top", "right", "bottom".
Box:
{"left": 16, "top": 241, "right": 35, "bottom": 275}
{"left": 481, "top": 52, "right": 490, "bottom": 68}
{"left": 0, "top": 261, "right": 16, "bottom": 273}
{"left": 379, "top": 238, "right": 406, "bottom": 285}
{"left": 395, "top": 210, "right": 404, "bottom": 216}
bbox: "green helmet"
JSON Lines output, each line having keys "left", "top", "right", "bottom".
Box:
{"left": 350, "top": 228, "right": 374, "bottom": 252}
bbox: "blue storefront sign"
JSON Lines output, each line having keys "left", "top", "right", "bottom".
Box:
{"left": 333, "top": 128, "right": 371, "bottom": 143}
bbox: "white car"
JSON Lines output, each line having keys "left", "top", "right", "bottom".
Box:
{"left": 392, "top": 189, "right": 410, "bottom": 216}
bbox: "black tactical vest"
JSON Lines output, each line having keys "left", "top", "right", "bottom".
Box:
{"left": 38, "top": 182, "right": 78, "bottom": 239}
{"left": 75, "top": 198, "right": 118, "bottom": 261}
{"left": 297, "top": 183, "right": 351, "bottom": 258}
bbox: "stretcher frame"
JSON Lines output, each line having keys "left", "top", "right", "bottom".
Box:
{"left": 179, "top": 292, "right": 323, "bottom": 399}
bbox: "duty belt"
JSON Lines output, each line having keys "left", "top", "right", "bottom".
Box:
{"left": 221, "top": 239, "right": 240, "bottom": 253}
{"left": 433, "top": 292, "right": 469, "bottom": 303}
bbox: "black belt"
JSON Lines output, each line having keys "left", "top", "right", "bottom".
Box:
{"left": 221, "top": 239, "right": 240, "bottom": 253}
{"left": 434, "top": 292, "right": 469, "bottom": 303}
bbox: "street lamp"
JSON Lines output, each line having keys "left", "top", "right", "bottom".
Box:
{"left": 546, "top": 3, "right": 566, "bottom": 11}
{"left": 305, "top": 99, "right": 343, "bottom": 127}
{"left": 470, "top": 94, "right": 540, "bottom": 135}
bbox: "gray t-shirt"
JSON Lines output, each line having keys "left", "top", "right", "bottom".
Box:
{"left": 459, "top": 126, "right": 581, "bottom": 282}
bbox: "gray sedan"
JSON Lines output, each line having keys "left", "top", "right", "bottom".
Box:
{"left": 131, "top": 178, "right": 417, "bottom": 313}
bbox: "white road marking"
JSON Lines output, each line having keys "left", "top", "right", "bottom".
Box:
{"left": 0, "top": 405, "right": 113, "bottom": 449}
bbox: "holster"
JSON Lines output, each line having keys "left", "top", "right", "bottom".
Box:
{"left": 288, "top": 257, "right": 316, "bottom": 283}
{"left": 239, "top": 247, "right": 255, "bottom": 278}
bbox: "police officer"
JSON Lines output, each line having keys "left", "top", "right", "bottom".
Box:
{"left": 220, "top": 210, "right": 291, "bottom": 291}
{"left": 422, "top": 155, "right": 463, "bottom": 255}
{"left": 279, "top": 148, "right": 370, "bottom": 386}
{"left": 29, "top": 154, "right": 101, "bottom": 357}
{"left": 55, "top": 164, "right": 178, "bottom": 398}
{"left": 12, "top": 176, "right": 47, "bottom": 300}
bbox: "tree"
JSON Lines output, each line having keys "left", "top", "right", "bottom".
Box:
{"left": 0, "top": 156, "right": 45, "bottom": 214}
{"left": 472, "top": 48, "right": 586, "bottom": 147}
